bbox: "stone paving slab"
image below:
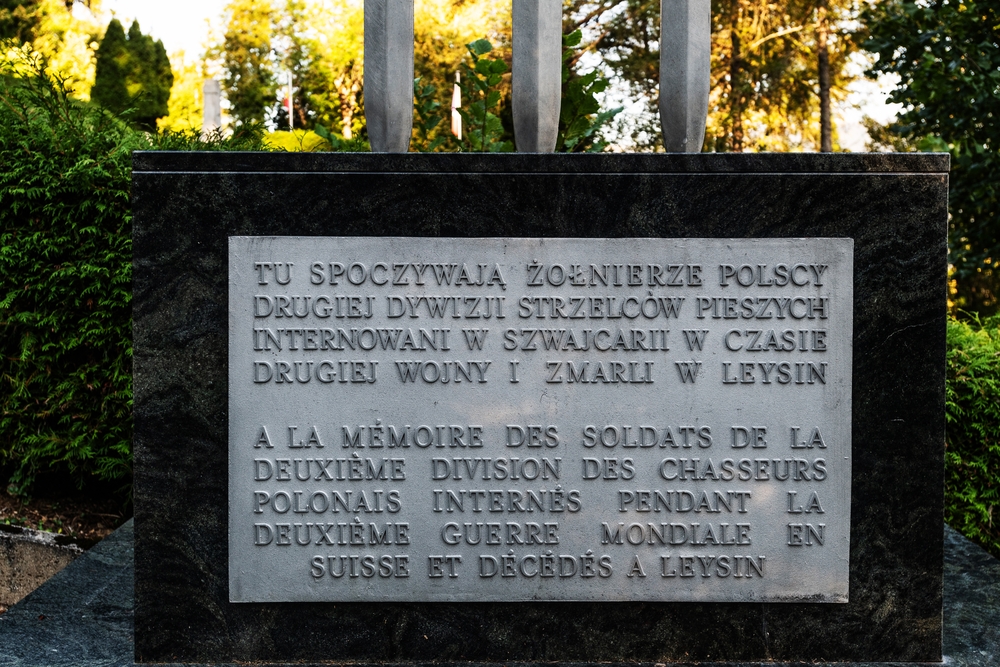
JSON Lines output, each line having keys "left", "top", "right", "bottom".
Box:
{"left": 0, "top": 520, "right": 132, "bottom": 667}
{"left": 0, "top": 521, "right": 995, "bottom": 666}
{"left": 940, "top": 524, "right": 1000, "bottom": 666}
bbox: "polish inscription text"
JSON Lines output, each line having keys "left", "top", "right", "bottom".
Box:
{"left": 229, "top": 237, "right": 852, "bottom": 603}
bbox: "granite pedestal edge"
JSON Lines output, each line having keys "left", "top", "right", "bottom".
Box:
{"left": 132, "top": 153, "right": 948, "bottom": 664}
{"left": 0, "top": 523, "right": 997, "bottom": 666}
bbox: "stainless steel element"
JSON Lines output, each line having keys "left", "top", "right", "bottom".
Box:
{"left": 659, "top": 0, "right": 711, "bottom": 152}
{"left": 513, "top": 0, "right": 563, "bottom": 153}
{"left": 364, "top": 0, "right": 414, "bottom": 152}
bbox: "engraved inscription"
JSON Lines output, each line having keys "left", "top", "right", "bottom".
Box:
{"left": 229, "top": 237, "right": 852, "bottom": 603}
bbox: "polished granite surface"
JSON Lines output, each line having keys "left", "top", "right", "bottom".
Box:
{"left": 0, "top": 523, "right": 995, "bottom": 665}
{"left": 129, "top": 154, "right": 947, "bottom": 663}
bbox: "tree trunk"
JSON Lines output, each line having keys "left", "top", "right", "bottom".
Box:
{"left": 817, "top": 0, "right": 832, "bottom": 152}
{"left": 337, "top": 86, "right": 354, "bottom": 139}
{"left": 335, "top": 64, "right": 362, "bottom": 140}
{"left": 296, "top": 105, "right": 308, "bottom": 130}
{"left": 729, "top": 1, "right": 744, "bottom": 152}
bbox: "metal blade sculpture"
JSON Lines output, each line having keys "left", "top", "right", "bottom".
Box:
{"left": 659, "top": 0, "right": 710, "bottom": 152}
{"left": 512, "top": 0, "right": 562, "bottom": 153}
{"left": 365, "top": 0, "right": 414, "bottom": 152}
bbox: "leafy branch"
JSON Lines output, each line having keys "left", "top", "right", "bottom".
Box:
{"left": 457, "top": 39, "right": 512, "bottom": 153}
{"left": 556, "top": 30, "right": 623, "bottom": 153}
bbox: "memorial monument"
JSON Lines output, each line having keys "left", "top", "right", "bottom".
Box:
{"left": 133, "top": 0, "right": 947, "bottom": 663}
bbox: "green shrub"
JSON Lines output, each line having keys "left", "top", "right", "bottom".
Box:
{"left": 945, "top": 314, "right": 1000, "bottom": 558}
{"left": 0, "top": 56, "right": 136, "bottom": 496}
{"left": 0, "top": 49, "right": 267, "bottom": 496}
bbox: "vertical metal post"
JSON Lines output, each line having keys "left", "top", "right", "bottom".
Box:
{"left": 364, "top": 0, "right": 414, "bottom": 152}
{"left": 512, "top": 0, "right": 562, "bottom": 153}
{"left": 659, "top": 0, "right": 710, "bottom": 152}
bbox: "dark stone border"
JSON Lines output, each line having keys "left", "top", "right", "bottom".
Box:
{"left": 132, "top": 151, "right": 949, "bottom": 174}
{"left": 2, "top": 525, "right": 998, "bottom": 665}
{"left": 132, "top": 153, "right": 947, "bottom": 664}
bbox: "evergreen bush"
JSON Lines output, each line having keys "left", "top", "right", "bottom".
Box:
{"left": 91, "top": 19, "right": 174, "bottom": 131}
{"left": 945, "top": 314, "right": 1000, "bottom": 558}
{"left": 0, "top": 49, "right": 266, "bottom": 497}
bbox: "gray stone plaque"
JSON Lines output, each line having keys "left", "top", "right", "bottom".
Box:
{"left": 229, "top": 237, "right": 852, "bottom": 603}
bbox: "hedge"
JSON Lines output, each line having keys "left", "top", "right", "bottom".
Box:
{"left": 0, "top": 50, "right": 266, "bottom": 496}
{"left": 945, "top": 314, "right": 1000, "bottom": 558}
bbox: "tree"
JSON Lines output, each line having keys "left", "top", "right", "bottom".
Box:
{"left": 0, "top": 0, "right": 101, "bottom": 99}
{"left": 219, "top": 0, "right": 276, "bottom": 127}
{"left": 413, "top": 0, "right": 511, "bottom": 103}
{"left": 557, "top": 29, "right": 623, "bottom": 152}
{"left": 0, "top": 0, "right": 40, "bottom": 43}
{"left": 272, "top": 0, "right": 312, "bottom": 130}
{"left": 703, "top": 0, "right": 857, "bottom": 152}
{"left": 565, "top": 0, "right": 660, "bottom": 149}
{"left": 410, "top": 0, "right": 512, "bottom": 148}
{"left": 157, "top": 51, "right": 206, "bottom": 133}
{"left": 207, "top": 0, "right": 618, "bottom": 148}
{"left": 565, "top": 0, "right": 860, "bottom": 151}
{"left": 816, "top": 0, "right": 832, "bottom": 152}
{"left": 275, "top": 0, "right": 364, "bottom": 136}
{"left": 209, "top": 0, "right": 362, "bottom": 136}
{"left": 864, "top": 0, "right": 1000, "bottom": 314}
{"left": 125, "top": 19, "right": 172, "bottom": 127}
{"left": 91, "top": 18, "right": 127, "bottom": 107}
{"left": 91, "top": 18, "right": 173, "bottom": 129}
{"left": 273, "top": 0, "right": 513, "bottom": 143}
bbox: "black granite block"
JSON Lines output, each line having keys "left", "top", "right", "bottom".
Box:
{"left": 132, "top": 153, "right": 948, "bottom": 664}
{"left": 3, "top": 526, "right": 995, "bottom": 667}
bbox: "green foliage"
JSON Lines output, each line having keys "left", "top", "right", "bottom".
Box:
{"left": 91, "top": 19, "right": 127, "bottom": 104}
{"left": 565, "top": 0, "right": 859, "bottom": 151}
{"left": 271, "top": 0, "right": 363, "bottom": 134}
{"left": 409, "top": 0, "right": 512, "bottom": 149}
{"left": 150, "top": 124, "right": 271, "bottom": 152}
{"left": 272, "top": 0, "right": 366, "bottom": 137}
{"left": 412, "top": 76, "right": 448, "bottom": 152}
{"left": 91, "top": 19, "right": 173, "bottom": 130}
{"left": 0, "top": 50, "right": 136, "bottom": 496}
{"left": 308, "top": 124, "right": 370, "bottom": 152}
{"left": 0, "top": 48, "right": 267, "bottom": 497}
{"left": 556, "top": 30, "right": 622, "bottom": 153}
{"left": 272, "top": 0, "right": 309, "bottom": 130}
{"left": 0, "top": 0, "right": 90, "bottom": 44}
{"left": 409, "top": 32, "right": 621, "bottom": 153}
{"left": 0, "top": 0, "right": 38, "bottom": 42}
{"left": 457, "top": 39, "right": 513, "bottom": 153}
{"left": 210, "top": 1, "right": 510, "bottom": 142}
{"left": 219, "top": 0, "right": 277, "bottom": 127}
{"left": 265, "top": 129, "right": 327, "bottom": 151}
{"left": 568, "top": 0, "right": 659, "bottom": 148}
{"left": 0, "top": 0, "right": 101, "bottom": 100}
{"left": 863, "top": 0, "right": 1000, "bottom": 314}
{"left": 405, "top": 39, "right": 512, "bottom": 153}
{"left": 122, "top": 20, "right": 172, "bottom": 129}
{"left": 945, "top": 314, "right": 1000, "bottom": 559}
